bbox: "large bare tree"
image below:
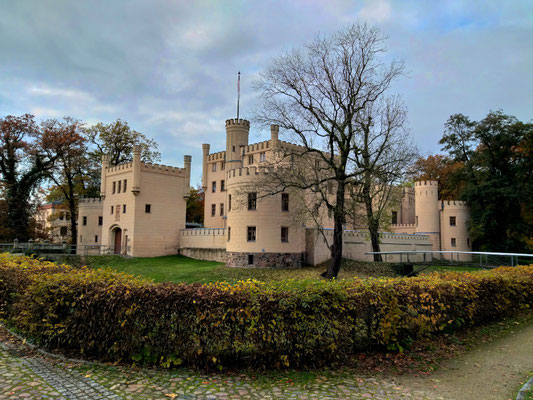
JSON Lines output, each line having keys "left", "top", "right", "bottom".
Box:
{"left": 253, "top": 23, "right": 408, "bottom": 278}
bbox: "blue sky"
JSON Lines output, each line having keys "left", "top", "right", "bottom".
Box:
{"left": 1, "top": 1, "right": 532, "bottom": 184}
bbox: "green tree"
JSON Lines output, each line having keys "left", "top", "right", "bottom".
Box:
{"left": 440, "top": 111, "right": 533, "bottom": 251}
{"left": 186, "top": 185, "right": 204, "bottom": 224}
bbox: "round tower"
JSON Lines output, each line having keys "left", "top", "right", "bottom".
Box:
{"left": 414, "top": 180, "right": 440, "bottom": 250}
{"left": 225, "top": 119, "right": 250, "bottom": 170}
{"left": 225, "top": 166, "right": 306, "bottom": 268}
{"left": 440, "top": 200, "right": 471, "bottom": 261}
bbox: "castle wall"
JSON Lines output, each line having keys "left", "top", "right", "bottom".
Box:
{"left": 179, "top": 228, "right": 226, "bottom": 262}
{"left": 306, "top": 229, "right": 433, "bottom": 265}
{"left": 76, "top": 198, "right": 103, "bottom": 254}
{"left": 203, "top": 152, "right": 227, "bottom": 229}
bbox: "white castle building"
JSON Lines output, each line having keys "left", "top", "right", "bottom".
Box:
{"left": 77, "top": 118, "right": 471, "bottom": 266}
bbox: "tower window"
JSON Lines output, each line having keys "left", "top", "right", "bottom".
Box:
{"left": 111, "top": 205, "right": 114, "bottom": 214}
{"left": 281, "top": 227, "right": 289, "bottom": 243}
{"left": 221, "top": 180, "right": 225, "bottom": 191}
{"left": 211, "top": 204, "right": 216, "bottom": 216}
{"left": 212, "top": 181, "right": 216, "bottom": 193}
{"left": 221, "top": 162, "right": 225, "bottom": 170}
{"left": 118, "top": 180, "right": 121, "bottom": 193}
{"left": 248, "top": 193, "right": 257, "bottom": 210}
{"left": 281, "top": 193, "right": 289, "bottom": 212}
{"left": 123, "top": 179, "right": 127, "bottom": 192}
{"left": 123, "top": 204, "right": 126, "bottom": 213}
{"left": 450, "top": 216, "right": 456, "bottom": 226}
{"left": 391, "top": 211, "right": 398, "bottom": 225}
{"left": 260, "top": 152, "right": 265, "bottom": 162}
{"left": 248, "top": 155, "right": 254, "bottom": 165}
{"left": 227, "top": 227, "right": 231, "bottom": 242}
{"left": 451, "top": 238, "right": 456, "bottom": 247}
{"left": 145, "top": 204, "right": 151, "bottom": 213}
{"left": 98, "top": 216, "right": 103, "bottom": 225}
{"left": 220, "top": 203, "right": 224, "bottom": 216}
{"left": 212, "top": 163, "right": 217, "bottom": 172}
{"left": 247, "top": 226, "right": 256, "bottom": 242}
{"left": 112, "top": 181, "right": 116, "bottom": 194}
{"left": 232, "top": 145, "right": 236, "bottom": 152}
{"left": 95, "top": 235, "right": 98, "bottom": 243}
{"left": 228, "top": 194, "right": 232, "bottom": 211}
{"left": 83, "top": 216, "right": 87, "bottom": 226}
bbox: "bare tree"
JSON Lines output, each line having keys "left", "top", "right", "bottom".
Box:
{"left": 253, "top": 23, "right": 406, "bottom": 278}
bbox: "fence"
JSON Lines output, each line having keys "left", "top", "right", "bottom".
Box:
{"left": 0, "top": 241, "right": 131, "bottom": 257}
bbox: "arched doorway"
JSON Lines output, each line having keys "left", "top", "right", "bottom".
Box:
{"left": 113, "top": 227, "right": 122, "bottom": 254}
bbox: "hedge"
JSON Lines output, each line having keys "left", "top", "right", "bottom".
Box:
{"left": 0, "top": 254, "right": 532, "bottom": 369}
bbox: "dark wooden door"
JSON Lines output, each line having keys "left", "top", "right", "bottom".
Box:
{"left": 114, "top": 229, "right": 122, "bottom": 254}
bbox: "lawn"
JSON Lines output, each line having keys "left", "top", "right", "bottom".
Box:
{"left": 80, "top": 254, "right": 486, "bottom": 284}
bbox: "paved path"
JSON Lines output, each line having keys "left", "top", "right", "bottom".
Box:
{"left": 396, "top": 321, "right": 533, "bottom": 400}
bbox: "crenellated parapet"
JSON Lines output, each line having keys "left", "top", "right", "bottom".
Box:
{"left": 440, "top": 200, "right": 468, "bottom": 208}
{"left": 78, "top": 198, "right": 103, "bottom": 209}
{"left": 141, "top": 162, "right": 187, "bottom": 177}
{"left": 106, "top": 162, "right": 134, "bottom": 174}
{"left": 226, "top": 118, "right": 250, "bottom": 127}
{"left": 207, "top": 151, "right": 226, "bottom": 162}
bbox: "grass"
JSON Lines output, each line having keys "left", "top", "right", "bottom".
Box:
{"left": 79, "top": 254, "right": 487, "bottom": 284}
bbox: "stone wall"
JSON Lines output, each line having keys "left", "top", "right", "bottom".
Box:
{"left": 179, "top": 247, "right": 227, "bottom": 263}
{"left": 226, "top": 251, "right": 305, "bottom": 268}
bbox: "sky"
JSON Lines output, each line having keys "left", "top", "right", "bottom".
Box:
{"left": 1, "top": 0, "right": 532, "bottom": 185}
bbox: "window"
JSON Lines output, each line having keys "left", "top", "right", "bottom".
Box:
{"left": 60, "top": 226, "right": 67, "bottom": 236}
{"left": 391, "top": 211, "right": 398, "bottom": 225}
{"left": 248, "top": 193, "right": 257, "bottom": 210}
{"left": 95, "top": 235, "right": 98, "bottom": 243}
{"left": 281, "top": 193, "right": 289, "bottom": 212}
{"left": 59, "top": 212, "right": 64, "bottom": 220}
{"left": 220, "top": 203, "right": 224, "bottom": 216}
{"left": 228, "top": 194, "right": 232, "bottom": 211}
{"left": 248, "top": 254, "right": 254, "bottom": 265}
{"left": 123, "top": 179, "right": 127, "bottom": 192}
{"left": 211, "top": 204, "right": 216, "bottom": 216}
{"left": 227, "top": 227, "right": 231, "bottom": 242}
{"left": 248, "top": 155, "right": 254, "bottom": 165}
{"left": 212, "top": 181, "right": 216, "bottom": 193}
{"left": 112, "top": 181, "right": 116, "bottom": 194}
{"left": 232, "top": 145, "right": 236, "bottom": 152}
{"left": 221, "top": 180, "right": 225, "bottom": 191}
{"left": 212, "top": 163, "right": 217, "bottom": 172}
{"left": 260, "top": 152, "right": 265, "bottom": 162}
{"left": 80, "top": 235, "right": 83, "bottom": 243}
{"left": 123, "top": 204, "right": 126, "bottom": 213}
{"left": 281, "top": 227, "right": 289, "bottom": 243}
{"left": 247, "top": 226, "right": 256, "bottom": 242}
{"left": 82, "top": 216, "right": 87, "bottom": 226}
{"left": 111, "top": 205, "right": 114, "bottom": 214}
{"left": 221, "top": 162, "right": 225, "bottom": 170}
{"left": 451, "top": 238, "right": 456, "bottom": 247}
{"left": 145, "top": 204, "right": 151, "bottom": 213}
{"left": 118, "top": 180, "right": 121, "bottom": 193}
{"left": 98, "top": 216, "right": 103, "bottom": 225}
{"left": 450, "top": 216, "right": 456, "bottom": 226}
{"left": 416, "top": 216, "right": 418, "bottom": 226}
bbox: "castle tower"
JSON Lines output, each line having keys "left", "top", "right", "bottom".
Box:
{"left": 225, "top": 119, "right": 250, "bottom": 170}
{"left": 201, "top": 143, "right": 210, "bottom": 190}
{"left": 100, "top": 154, "right": 109, "bottom": 199}
{"left": 440, "top": 200, "right": 471, "bottom": 261}
{"left": 414, "top": 180, "right": 441, "bottom": 251}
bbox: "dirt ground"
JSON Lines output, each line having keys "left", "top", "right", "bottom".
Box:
{"left": 394, "top": 320, "right": 533, "bottom": 400}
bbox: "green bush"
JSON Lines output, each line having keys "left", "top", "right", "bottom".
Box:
{"left": 0, "top": 253, "right": 532, "bottom": 369}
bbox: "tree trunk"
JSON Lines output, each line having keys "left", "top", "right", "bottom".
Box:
{"left": 68, "top": 197, "right": 77, "bottom": 247}
{"left": 362, "top": 182, "right": 382, "bottom": 262}
{"left": 6, "top": 185, "right": 31, "bottom": 241}
{"left": 325, "top": 180, "right": 345, "bottom": 279}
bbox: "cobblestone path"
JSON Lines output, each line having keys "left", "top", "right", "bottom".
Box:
{"left": 0, "top": 340, "right": 431, "bottom": 400}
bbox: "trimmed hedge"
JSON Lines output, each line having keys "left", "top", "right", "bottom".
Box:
{"left": 0, "top": 254, "right": 532, "bottom": 369}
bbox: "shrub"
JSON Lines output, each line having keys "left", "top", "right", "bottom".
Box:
{"left": 0, "top": 254, "right": 532, "bottom": 369}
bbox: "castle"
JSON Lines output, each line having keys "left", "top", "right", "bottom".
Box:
{"left": 77, "top": 118, "right": 471, "bottom": 265}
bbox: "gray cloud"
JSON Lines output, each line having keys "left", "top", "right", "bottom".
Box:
{"left": 0, "top": 0, "right": 532, "bottom": 185}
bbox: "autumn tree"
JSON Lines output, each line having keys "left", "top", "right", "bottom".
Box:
{"left": 408, "top": 154, "right": 463, "bottom": 199}
{"left": 0, "top": 114, "right": 60, "bottom": 240}
{"left": 186, "top": 185, "right": 205, "bottom": 224}
{"left": 254, "top": 23, "right": 407, "bottom": 278}
{"left": 42, "top": 117, "right": 88, "bottom": 244}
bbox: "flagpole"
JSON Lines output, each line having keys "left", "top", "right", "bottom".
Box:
{"left": 237, "top": 71, "right": 240, "bottom": 120}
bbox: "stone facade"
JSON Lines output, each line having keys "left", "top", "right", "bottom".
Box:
{"left": 226, "top": 251, "right": 306, "bottom": 268}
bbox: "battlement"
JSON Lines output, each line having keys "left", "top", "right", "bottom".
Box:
{"left": 141, "top": 162, "right": 186, "bottom": 176}
{"left": 391, "top": 223, "right": 417, "bottom": 228}
{"left": 207, "top": 151, "right": 226, "bottom": 161}
{"left": 78, "top": 198, "right": 103, "bottom": 209}
{"left": 226, "top": 165, "right": 272, "bottom": 182}
{"left": 310, "top": 228, "right": 429, "bottom": 241}
{"left": 226, "top": 118, "right": 250, "bottom": 127}
{"left": 415, "top": 180, "right": 438, "bottom": 187}
{"left": 106, "top": 162, "right": 133, "bottom": 173}
{"left": 440, "top": 200, "right": 468, "bottom": 208}
{"left": 244, "top": 140, "right": 270, "bottom": 153}
{"left": 180, "top": 228, "right": 226, "bottom": 236}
